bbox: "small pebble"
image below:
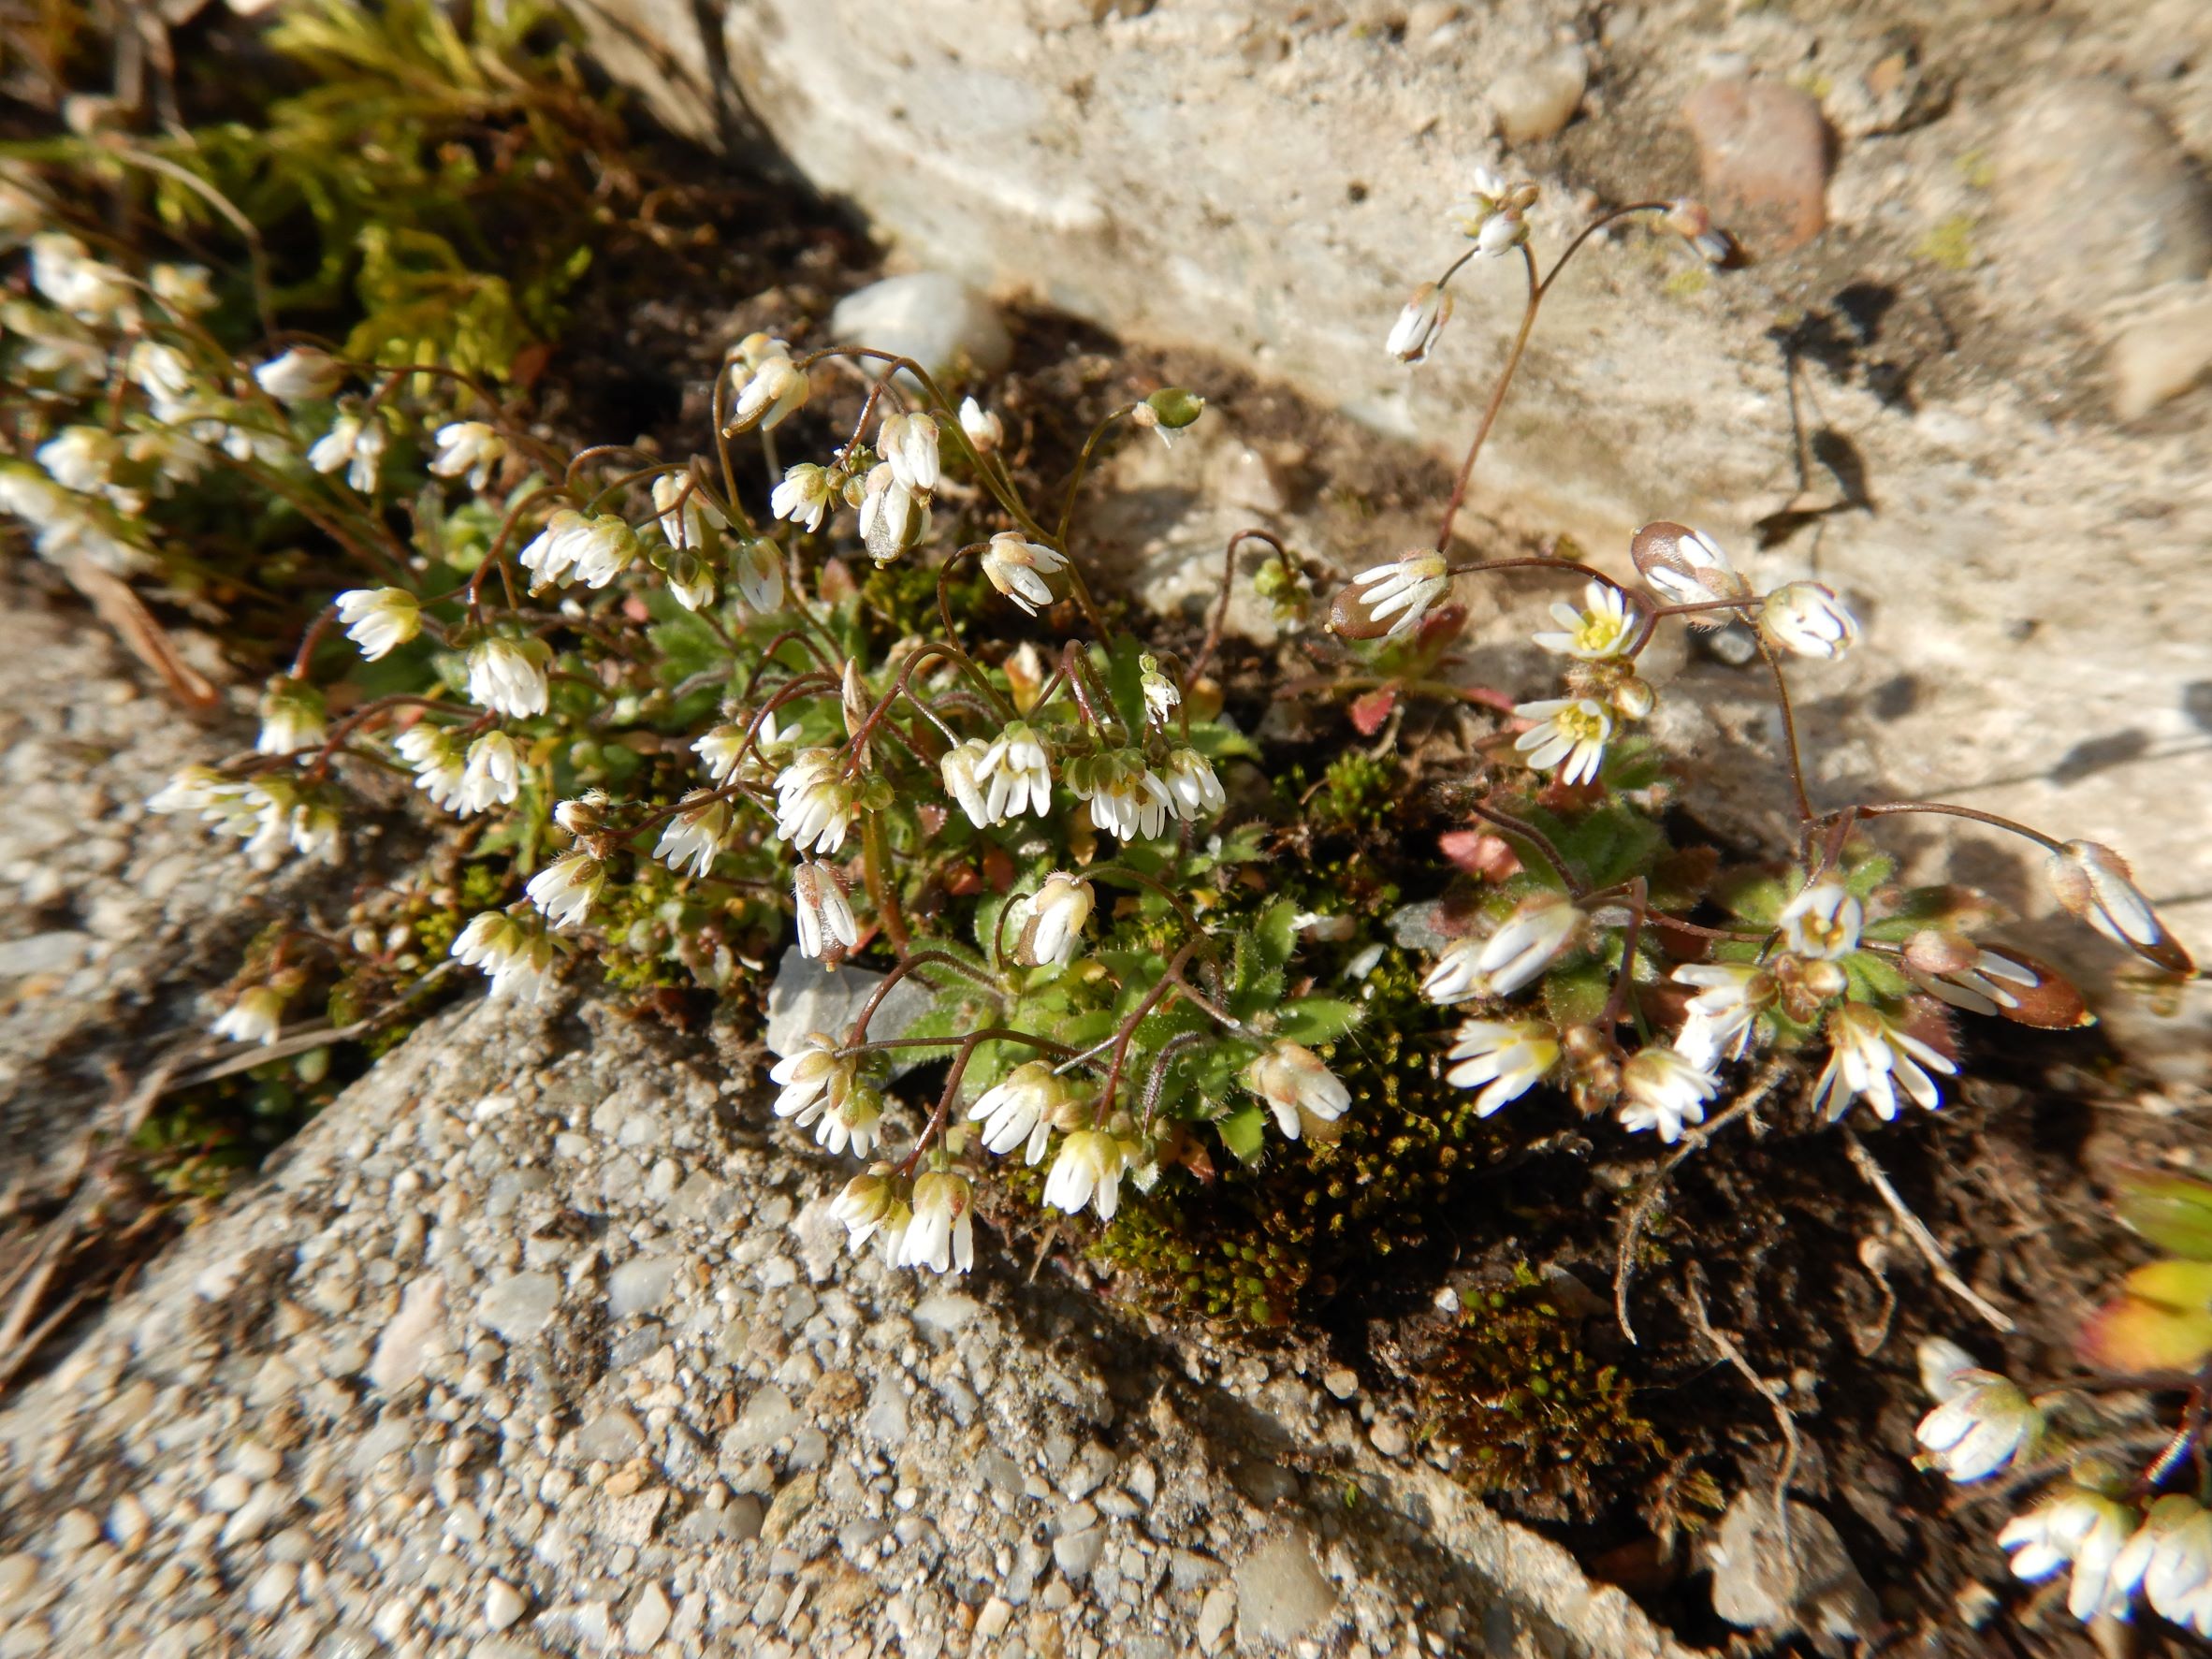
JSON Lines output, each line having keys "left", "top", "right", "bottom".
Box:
{"left": 51, "top": 1510, "right": 98, "bottom": 1552}
{"left": 1491, "top": 44, "right": 1588, "bottom": 145}
{"left": 1322, "top": 1367, "right": 1359, "bottom": 1400}
{"left": 244, "top": 1561, "right": 298, "bottom": 1616}
{"left": 1681, "top": 78, "right": 1830, "bottom": 255}
{"left": 485, "top": 1578, "right": 528, "bottom": 1632}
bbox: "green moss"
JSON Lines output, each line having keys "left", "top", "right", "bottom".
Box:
{"left": 1917, "top": 214, "right": 1977, "bottom": 272}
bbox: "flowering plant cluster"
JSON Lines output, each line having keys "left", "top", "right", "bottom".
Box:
{"left": 1910, "top": 1169, "right": 2212, "bottom": 1640}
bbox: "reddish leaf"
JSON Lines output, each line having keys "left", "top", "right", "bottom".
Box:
{"left": 982, "top": 845, "right": 1015, "bottom": 893}
{"left": 1348, "top": 686, "right": 1398, "bottom": 735}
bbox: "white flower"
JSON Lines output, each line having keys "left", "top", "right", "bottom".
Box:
{"left": 252, "top": 346, "right": 345, "bottom": 405}
{"left": 649, "top": 471, "right": 725, "bottom": 549}
{"left": 1022, "top": 873, "right": 1095, "bottom": 968}
{"left": 1083, "top": 767, "right": 1173, "bottom": 842}
{"left": 655, "top": 794, "right": 731, "bottom": 878}
{"left": 525, "top": 850, "right": 605, "bottom": 931}
{"left": 968, "top": 1061, "right": 1072, "bottom": 1165}
{"left": 1911, "top": 947, "right": 2045, "bottom": 1018}
{"left": 306, "top": 408, "right": 387, "bottom": 492}
{"left": 127, "top": 341, "right": 197, "bottom": 411}
{"left": 1512, "top": 697, "right": 1612, "bottom": 786}
{"left": 975, "top": 722, "right": 1053, "bottom": 822}
{"left": 1474, "top": 894, "right": 1580, "bottom": 997}
{"left": 36, "top": 426, "right": 119, "bottom": 495}
{"left": 1617, "top": 1046, "right": 1718, "bottom": 1143}
{"left": 517, "top": 508, "right": 589, "bottom": 587}
{"left": 1422, "top": 939, "right": 1488, "bottom": 1007}
{"left": 856, "top": 462, "right": 928, "bottom": 563}
{"left": 466, "top": 638, "right": 550, "bottom": 719}
{"left": 770, "top": 1031, "right": 851, "bottom": 1125}
{"left": 1668, "top": 963, "right": 1770, "bottom": 1068}
{"left": 879, "top": 412, "right": 940, "bottom": 494}
{"left": 451, "top": 911, "right": 560, "bottom": 1001}
{"left": 2046, "top": 840, "right": 2191, "bottom": 973}
{"left": 732, "top": 536, "right": 786, "bottom": 613}
{"left": 396, "top": 726, "right": 468, "bottom": 812}
{"left": 1812, "top": 1003, "right": 1957, "bottom": 1123}
{"left": 728, "top": 354, "right": 811, "bottom": 431}
{"left": 1444, "top": 1019, "right": 1560, "bottom": 1115}
{"left": 1161, "top": 748, "right": 1225, "bottom": 822}
{"left": 1914, "top": 1371, "right": 2042, "bottom": 1483}
{"left": 149, "top": 263, "right": 214, "bottom": 315}
{"left": 770, "top": 463, "right": 835, "bottom": 532}
{"left": 939, "top": 738, "right": 994, "bottom": 827}
{"left": 831, "top": 1171, "right": 902, "bottom": 1248}
{"left": 256, "top": 677, "right": 327, "bottom": 756}
{"left": 1761, "top": 582, "right": 1860, "bottom": 659}
{"left": 1245, "top": 1041, "right": 1351, "bottom": 1140}
{"left": 334, "top": 588, "right": 421, "bottom": 661}
{"left": 1999, "top": 1487, "right": 2138, "bottom": 1624}
{"left": 565, "top": 514, "right": 641, "bottom": 590}
{"left": 897, "top": 1171, "right": 974, "bottom": 1275}
{"left": 1386, "top": 281, "right": 1453, "bottom": 363}
{"left": 1043, "top": 1129, "right": 1126, "bottom": 1222}
{"left": 958, "top": 396, "right": 1004, "bottom": 454}
{"left": 1777, "top": 880, "right": 1862, "bottom": 960}
{"left": 793, "top": 861, "right": 859, "bottom": 960}
{"left": 1140, "top": 657, "right": 1181, "bottom": 726}
{"left": 2113, "top": 1496, "right": 2212, "bottom": 1633}
{"left": 1450, "top": 168, "right": 1534, "bottom": 257}
{"left": 1532, "top": 580, "right": 1640, "bottom": 661}
{"left": 458, "top": 731, "right": 525, "bottom": 815}
{"left": 1917, "top": 1335, "right": 1981, "bottom": 1405}
{"left": 28, "top": 234, "right": 134, "bottom": 322}
{"left": 1347, "top": 551, "right": 1450, "bottom": 638}
{"left": 980, "top": 532, "right": 1069, "bottom": 616}
{"left": 1631, "top": 522, "right": 1749, "bottom": 607}
{"left": 148, "top": 764, "right": 235, "bottom": 818}
{"left": 773, "top": 749, "right": 858, "bottom": 855}
{"left": 428, "top": 421, "right": 505, "bottom": 490}
{"left": 693, "top": 721, "right": 754, "bottom": 784}
{"left": 211, "top": 985, "right": 286, "bottom": 1047}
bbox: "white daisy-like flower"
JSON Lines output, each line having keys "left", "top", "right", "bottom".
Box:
{"left": 458, "top": 731, "right": 524, "bottom": 816}
{"left": 148, "top": 764, "right": 236, "bottom": 818}
{"left": 770, "top": 463, "right": 835, "bottom": 532}
{"left": 939, "top": 738, "right": 994, "bottom": 828}
{"left": 1812, "top": 1003, "right": 1957, "bottom": 1123}
{"left": 879, "top": 411, "right": 941, "bottom": 494}
{"left": 793, "top": 861, "right": 859, "bottom": 960}
{"left": 28, "top": 233, "right": 135, "bottom": 323}
{"left": 1443, "top": 1019, "right": 1560, "bottom": 1115}
{"left": 773, "top": 749, "right": 858, "bottom": 855}
{"left": 1668, "top": 962, "right": 1771, "bottom": 1068}
{"left": 1776, "top": 880, "right": 1862, "bottom": 960}
{"left": 1042, "top": 1129, "right": 1126, "bottom": 1222}
{"left": 255, "top": 677, "right": 327, "bottom": 757}
{"left": 1473, "top": 894, "right": 1581, "bottom": 997}
{"left": 1082, "top": 768, "right": 1172, "bottom": 842}
{"left": 428, "top": 421, "right": 505, "bottom": 490}
{"left": 968, "top": 1061, "right": 1073, "bottom": 1165}
{"left": 654, "top": 794, "right": 731, "bottom": 879}
{"left": 211, "top": 985, "right": 286, "bottom": 1047}
{"left": 1616, "top": 1046, "right": 1718, "bottom": 1143}
{"left": 1245, "top": 1041, "right": 1351, "bottom": 1141}
{"left": 1512, "top": 697, "right": 1612, "bottom": 786}
{"left": 2113, "top": 1495, "right": 2212, "bottom": 1634}
{"left": 1910, "top": 947, "right": 2045, "bottom": 1018}
{"left": 1386, "top": 281, "right": 1453, "bottom": 364}
{"left": 517, "top": 508, "right": 589, "bottom": 588}
{"left": 831, "top": 1170, "right": 902, "bottom": 1249}
{"left": 450, "top": 910, "right": 560, "bottom": 1001}
{"left": 1761, "top": 582, "right": 1860, "bottom": 660}
{"left": 1999, "top": 1486, "right": 2138, "bottom": 1624}
{"left": 1161, "top": 748, "right": 1225, "bottom": 822}
{"left": 769, "top": 1032, "right": 851, "bottom": 1127}
{"left": 334, "top": 588, "right": 421, "bottom": 661}
{"left": 1021, "top": 873, "right": 1095, "bottom": 969}
{"left": 1346, "top": 551, "right": 1451, "bottom": 639}
{"left": 1914, "top": 1369, "right": 2042, "bottom": 1484}
{"left": 127, "top": 341, "right": 198, "bottom": 411}
{"left": 1140, "top": 657, "right": 1181, "bottom": 726}
{"left": 1422, "top": 939, "right": 1488, "bottom": 1007}
{"left": 959, "top": 396, "right": 1004, "bottom": 454}
{"left": 524, "top": 850, "right": 605, "bottom": 931}
{"left": 1532, "top": 580, "right": 1641, "bottom": 661}
{"left": 567, "top": 514, "right": 642, "bottom": 590}
{"left": 727, "top": 353, "right": 810, "bottom": 432}
{"left": 252, "top": 346, "right": 345, "bottom": 405}
{"left": 980, "top": 531, "right": 1069, "bottom": 616}
{"left": 896, "top": 1171, "right": 973, "bottom": 1276}
{"left": 393, "top": 726, "right": 466, "bottom": 812}
{"left": 306, "top": 408, "right": 386, "bottom": 493}
{"left": 466, "top": 638, "right": 550, "bottom": 720}
{"left": 976, "top": 722, "right": 1053, "bottom": 822}
{"left": 36, "top": 426, "right": 119, "bottom": 496}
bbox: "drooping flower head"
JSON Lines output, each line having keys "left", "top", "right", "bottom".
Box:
{"left": 1245, "top": 1041, "right": 1352, "bottom": 1141}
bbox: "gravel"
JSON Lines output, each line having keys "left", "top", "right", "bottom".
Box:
{"left": 0, "top": 991, "right": 1694, "bottom": 1657}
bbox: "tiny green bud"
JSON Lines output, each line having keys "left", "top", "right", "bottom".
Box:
{"left": 1143, "top": 387, "right": 1206, "bottom": 429}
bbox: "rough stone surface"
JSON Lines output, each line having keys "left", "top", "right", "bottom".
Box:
{"left": 0, "top": 993, "right": 1696, "bottom": 1658}
{"left": 574, "top": 0, "right": 2212, "bottom": 1078}
{"left": 1681, "top": 78, "right": 1831, "bottom": 255}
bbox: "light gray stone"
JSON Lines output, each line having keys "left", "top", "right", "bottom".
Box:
{"left": 828, "top": 272, "right": 1011, "bottom": 383}
{"left": 476, "top": 1273, "right": 561, "bottom": 1343}
{"left": 1231, "top": 1531, "right": 1337, "bottom": 1647}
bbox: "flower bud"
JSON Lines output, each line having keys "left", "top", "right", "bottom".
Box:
{"left": 2046, "top": 840, "right": 2194, "bottom": 974}
{"left": 1143, "top": 387, "right": 1206, "bottom": 430}
{"left": 1385, "top": 282, "right": 1453, "bottom": 364}
{"left": 1761, "top": 582, "right": 1861, "bottom": 660}
{"left": 1629, "top": 521, "right": 1752, "bottom": 608}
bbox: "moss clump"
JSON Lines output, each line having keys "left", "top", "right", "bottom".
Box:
{"left": 1916, "top": 214, "right": 1977, "bottom": 272}
{"left": 1419, "top": 1262, "right": 1665, "bottom": 1521}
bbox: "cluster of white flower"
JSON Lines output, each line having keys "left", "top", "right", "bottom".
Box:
{"left": 1913, "top": 1337, "right": 2212, "bottom": 1636}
